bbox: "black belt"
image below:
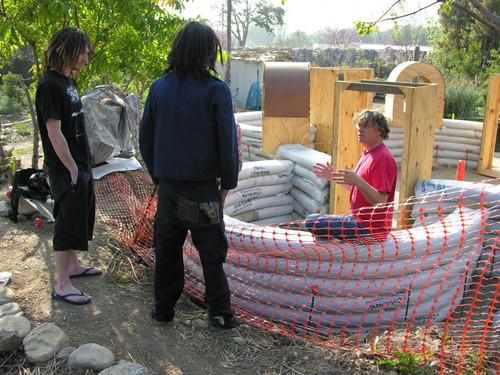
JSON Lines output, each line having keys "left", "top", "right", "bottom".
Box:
{"left": 163, "top": 178, "right": 217, "bottom": 186}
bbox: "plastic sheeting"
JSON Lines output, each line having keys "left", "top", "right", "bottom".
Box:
{"left": 82, "top": 85, "right": 142, "bottom": 166}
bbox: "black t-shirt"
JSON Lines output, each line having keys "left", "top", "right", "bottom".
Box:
{"left": 35, "top": 70, "right": 91, "bottom": 174}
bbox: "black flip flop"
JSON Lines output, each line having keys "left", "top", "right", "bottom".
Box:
{"left": 51, "top": 290, "right": 91, "bottom": 305}
{"left": 69, "top": 266, "right": 102, "bottom": 279}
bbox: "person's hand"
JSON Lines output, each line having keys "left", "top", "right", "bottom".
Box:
{"left": 70, "top": 168, "right": 78, "bottom": 185}
{"left": 220, "top": 188, "right": 229, "bottom": 207}
{"left": 313, "top": 162, "right": 336, "bottom": 180}
{"left": 331, "top": 165, "right": 360, "bottom": 186}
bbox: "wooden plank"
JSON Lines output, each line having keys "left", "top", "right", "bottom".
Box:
{"left": 477, "top": 74, "right": 500, "bottom": 175}
{"left": 310, "top": 68, "right": 339, "bottom": 154}
{"left": 310, "top": 68, "right": 374, "bottom": 154}
{"left": 262, "top": 117, "right": 310, "bottom": 154}
{"left": 330, "top": 81, "right": 366, "bottom": 214}
{"left": 347, "top": 82, "right": 405, "bottom": 96}
{"left": 398, "top": 84, "right": 438, "bottom": 202}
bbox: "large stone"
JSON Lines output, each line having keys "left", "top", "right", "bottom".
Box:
{"left": 0, "top": 287, "right": 15, "bottom": 306}
{"left": 0, "top": 302, "right": 22, "bottom": 318}
{"left": 99, "top": 360, "right": 149, "bottom": 375}
{"left": 0, "top": 200, "right": 11, "bottom": 217}
{"left": 67, "top": 343, "right": 115, "bottom": 372}
{"left": 23, "top": 323, "right": 71, "bottom": 364}
{"left": 0, "top": 315, "right": 31, "bottom": 352}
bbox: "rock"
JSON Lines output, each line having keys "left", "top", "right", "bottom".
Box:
{"left": 67, "top": 343, "right": 115, "bottom": 372}
{"left": 194, "top": 319, "right": 209, "bottom": 330}
{"left": 232, "top": 336, "right": 246, "bottom": 345}
{"left": 0, "top": 287, "right": 15, "bottom": 305}
{"left": 0, "top": 201, "right": 11, "bottom": 217}
{"left": 99, "top": 360, "right": 149, "bottom": 375}
{"left": 56, "top": 346, "right": 76, "bottom": 361}
{"left": 0, "top": 302, "right": 22, "bottom": 318}
{"left": 0, "top": 315, "right": 31, "bottom": 352}
{"left": 23, "top": 323, "right": 71, "bottom": 364}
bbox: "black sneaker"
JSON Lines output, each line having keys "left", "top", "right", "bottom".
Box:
{"left": 210, "top": 316, "right": 239, "bottom": 329}
{"left": 151, "top": 308, "right": 174, "bottom": 326}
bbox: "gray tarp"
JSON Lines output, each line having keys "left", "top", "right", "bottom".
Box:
{"left": 82, "top": 85, "right": 142, "bottom": 166}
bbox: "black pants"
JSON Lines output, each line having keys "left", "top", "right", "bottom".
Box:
{"left": 153, "top": 178, "right": 233, "bottom": 319}
{"left": 49, "top": 168, "right": 95, "bottom": 251}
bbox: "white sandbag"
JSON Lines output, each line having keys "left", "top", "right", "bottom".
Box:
{"left": 225, "top": 194, "right": 294, "bottom": 216}
{"left": 241, "top": 135, "right": 262, "bottom": 147}
{"left": 232, "top": 204, "right": 294, "bottom": 222}
{"left": 436, "top": 127, "right": 482, "bottom": 140}
{"left": 293, "top": 200, "right": 312, "bottom": 218}
{"left": 238, "top": 160, "right": 294, "bottom": 180}
{"left": 434, "top": 134, "right": 482, "bottom": 147}
{"left": 233, "top": 167, "right": 294, "bottom": 192}
{"left": 441, "top": 119, "right": 483, "bottom": 131}
{"left": 276, "top": 144, "right": 331, "bottom": 170}
{"left": 291, "top": 187, "right": 329, "bottom": 214}
{"left": 434, "top": 140, "right": 480, "bottom": 154}
{"left": 243, "top": 153, "right": 273, "bottom": 162}
{"left": 250, "top": 214, "right": 294, "bottom": 225}
{"left": 292, "top": 176, "right": 329, "bottom": 205}
{"left": 225, "top": 182, "right": 293, "bottom": 206}
{"left": 239, "top": 123, "right": 263, "bottom": 139}
{"left": 293, "top": 164, "right": 329, "bottom": 190}
{"left": 241, "top": 144, "right": 277, "bottom": 160}
{"left": 234, "top": 111, "right": 262, "bottom": 122}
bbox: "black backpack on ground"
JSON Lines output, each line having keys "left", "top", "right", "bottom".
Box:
{"left": 10, "top": 168, "right": 51, "bottom": 223}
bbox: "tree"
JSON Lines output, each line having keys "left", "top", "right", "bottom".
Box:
{"left": 217, "top": 0, "right": 285, "bottom": 48}
{"left": 0, "top": 0, "right": 186, "bottom": 169}
{"left": 316, "top": 27, "right": 361, "bottom": 47}
{"left": 0, "top": 0, "right": 187, "bottom": 96}
{"left": 356, "top": 0, "right": 500, "bottom": 36}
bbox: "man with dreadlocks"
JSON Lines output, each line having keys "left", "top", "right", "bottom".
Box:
{"left": 139, "top": 21, "right": 240, "bottom": 328}
{"left": 36, "top": 27, "right": 101, "bottom": 306}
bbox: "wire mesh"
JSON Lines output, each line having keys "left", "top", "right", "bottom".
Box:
{"left": 95, "top": 169, "right": 500, "bottom": 375}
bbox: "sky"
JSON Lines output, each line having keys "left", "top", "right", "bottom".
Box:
{"left": 175, "top": 0, "right": 440, "bottom": 34}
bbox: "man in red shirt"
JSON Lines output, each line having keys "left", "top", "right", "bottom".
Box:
{"left": 304, "top": 110, "right": 397, "bottom": 241}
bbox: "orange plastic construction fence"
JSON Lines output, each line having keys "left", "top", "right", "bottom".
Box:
{"left": 95, "top": 168, "right": 500, "bottom": 375}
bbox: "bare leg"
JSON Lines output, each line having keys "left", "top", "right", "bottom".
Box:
{"left": 54, "top": 250, "right": 91, "bottom": 303}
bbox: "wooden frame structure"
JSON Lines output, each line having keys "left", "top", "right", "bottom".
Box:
{"left": 330, "top": 80, "right": 439, "bottom": 214}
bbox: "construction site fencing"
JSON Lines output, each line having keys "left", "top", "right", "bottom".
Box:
{"left": 95, "top": 168, "right": 500, "bottom": 375}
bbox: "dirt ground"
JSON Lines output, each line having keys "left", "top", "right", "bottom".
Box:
{"left": 0, "top": 133, "right": 496, "bottom": 375}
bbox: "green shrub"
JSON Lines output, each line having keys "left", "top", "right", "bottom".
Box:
{"left": 0, "top": 72, "right": 27, "bottom": 114}
{"left": 443, "top": 76, "right": 483, "bottom": 120}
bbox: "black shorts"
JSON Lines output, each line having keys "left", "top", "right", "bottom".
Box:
{"left": 49, "top": 168, "right": 95, "bottom": 251}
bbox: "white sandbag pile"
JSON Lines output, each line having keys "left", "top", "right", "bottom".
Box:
{"left": 234, "top": 111, "right": 317, "bottom": 161}
{"left": 224, "top": 160, "right": 295, "bottom": 224}
{"left": 385, "top": 119, "right": 482, "bottom": 169}
{"left": 276, "top": 144, "right": 331, "bottom": 219}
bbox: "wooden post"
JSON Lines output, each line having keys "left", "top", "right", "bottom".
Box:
{"left": 477, "top": 74, "right": 500, "bottom": 176}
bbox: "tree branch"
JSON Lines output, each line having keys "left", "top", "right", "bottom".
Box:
{"left": 443, "top": 0, "right": 500, "bottom": 34}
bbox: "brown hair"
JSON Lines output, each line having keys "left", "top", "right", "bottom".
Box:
{"left": 42, "top": 27, "right": 91, "bottom": 76}
{"left": 354, "top": 110, "right": 391, "bottom": 140}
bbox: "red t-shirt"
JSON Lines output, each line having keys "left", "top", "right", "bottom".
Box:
{"left": 350, "top": 143, "right": 397, "bottom": 237}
